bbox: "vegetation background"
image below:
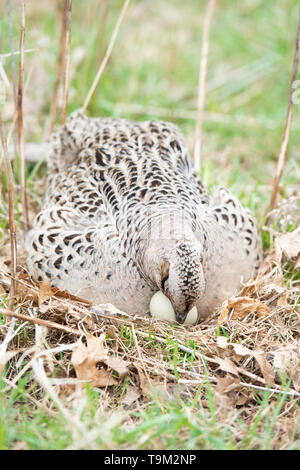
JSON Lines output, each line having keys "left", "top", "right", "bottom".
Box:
{"left": 0, "top": 0, "right": 299, "bottom": 450}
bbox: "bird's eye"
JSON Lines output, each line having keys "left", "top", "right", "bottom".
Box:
{"left": 161, "top": 275, "right": 168, "bottom": 292}
{"left": 161, "top": 275, "right": 170, "bottom": 297}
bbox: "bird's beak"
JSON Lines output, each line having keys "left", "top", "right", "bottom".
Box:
{"left": 175, "top": 311, "right": 188, "bottom": 324}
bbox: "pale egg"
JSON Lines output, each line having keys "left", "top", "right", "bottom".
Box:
{"left": 184, "top": 306, "right": 198, "bottom": 325}
{"left": 149, "top": 291, "right": 198, "bottom": 325}
{"left": 149, "top": 291, "right": 176, "bottom": 322}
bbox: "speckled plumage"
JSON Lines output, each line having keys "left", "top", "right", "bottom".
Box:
{"left": 25, "top": 112, "right": 262, "bottom": 323}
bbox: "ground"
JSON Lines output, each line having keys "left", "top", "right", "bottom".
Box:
{"left": 0, "top": 0, "right": 299, "bottom": 450}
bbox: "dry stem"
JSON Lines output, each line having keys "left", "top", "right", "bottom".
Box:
{"left": 193, "top": 0, "right": 216, "bottom": 171}
{"left": 268, "top": 3, "right": 300, "bottom": 211}
{"left": 61, "top": 0, "right": 72, "bottom": 126}
{"left": 82, "top": 0, "right": 131, "bottom": 113}
{"left": 17, "top": 0, "right": 29, "bottom": 230}
{"left": 48, "top": 0, "right": 68, "bottom": 136}
{"left": 6, "top": 0, "right": 17, "bottom": 109}
{"left": 0, "top": 114, "right": 17, "bottom": 311}
{"left": 1, "top": 308, "right": 81, "bottom": 337}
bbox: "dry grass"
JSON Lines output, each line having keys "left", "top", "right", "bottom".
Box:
{"left": 193, "top": 0, "right": 215, "bottom": 171}
{"left": 269, "top": 3, "right": 300, "bottom": 211}
{"left": 0, "top": 0, "right": 300, "bottom": 450}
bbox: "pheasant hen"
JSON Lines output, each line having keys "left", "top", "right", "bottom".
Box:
{"left": 26, "top": 113, "right": 261, "bottom": 323}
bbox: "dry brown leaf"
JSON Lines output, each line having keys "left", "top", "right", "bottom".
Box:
{"left": 38, "top": 281, "right": 92, "bottom": 307}
{"left": 277, "top": 293, "right": 289, "bottom": 308}
{"left": 16, "top": 283, "right": 38, "bottom": 303}
{"left": 232, "top": 343, "right": 253, "bottom": 357}
{"left": 239, "top": 277, "right": 265, "bottom": 297}
{"left": 216, "top": 336, "right": 253, "bottom": 357}
{"left": 215, "top": 357, "right": 239, "bottom": 377}
{"left": 273, "top": 349, "right": 294, "bottom": 372}
{"left": 216, "top": 336, "right": 229, "bottom": 348}
{"left": 52, "top": 288, "right": 92, "bottom": 305}
{"left": 38, "top": 281, "right": 55, "bottom": 306}
{"left": 0, "top": 256, "right": 11, "bottom": 274}
{"left": 254, "top": 354, "right": 275, "bottom": 386}
{"left": 215, "top": 375, "right": 249, "bottom": 407}
{"left": 292, "top": 367, "right": 300, "bottom": 392}
{"left": 0, "top": 349, "right": 25, "bottom": 375}
{"left": 122, "top": 386, "right": 140, "bottom": 406}
{"left": 257, "top": 250, "right": 279, "bottom": 276}
{"left": 105, "top": 356, "right": 128, "bottom": 381}
{"left": 71, "top": 334, "right": 128, "bottom": 388}
{"left": 137, "top": 366, "right": 153, "bottom": 397}
{"left": 0, "top": 284, "right": 6, "bottom": 296}
{"left": 216, "top": 338, "right": 275, "bottom": 386}
{"left": 275, "top": 228, "right": 300, "bottom": 260}
{"left": 218, "top": 297, "right": 271, "bottom": 325}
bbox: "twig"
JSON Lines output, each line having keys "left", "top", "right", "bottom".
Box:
{"left": 193, "top": 0, "right": 216, "bottom": 171}
{"left": 6, "top": 0, "right": 17, "bottom": 108}
{"left": 268, "top": 3, "right": 300, "bottom": 212}
{"left": 82, "top": 0, "right": 131, "bottom": 113}
{"left": 61, "top": 0, "right": 72, "bottom": 125}
{"left": 0, "top": 48, "right": 37, "bottom": 59}
{"left": 1, "top": 308, "right": 81, "bottom": 337}
{"left": 0, "top": 113, "right": 17, "bottom": 311}
{"left": 17, "top": 0, "right": 29, "bottom": 230}
{"left": 131, "top": 322, "right": 152, "bottom": 386}
{"left": 178, "top": 379, "right": 300, "bottom": 398}
{"left": 48, "top": 0, "right": 68, "bottom": 135}
{"left": 94, "top": 0, "right": 109, "bottom": 66}
{"left": 240, "top": 382, "right": 300, "bottom": 398}
{"left": 8, "top": 142, "right": 49, "bottom": 163}
{"left": 7, "top": 64, "right": 33, "bottom": 146}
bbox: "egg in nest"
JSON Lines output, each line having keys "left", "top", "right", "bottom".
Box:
{"left": 149, "top": 291, "right": 198, "bottom": 325}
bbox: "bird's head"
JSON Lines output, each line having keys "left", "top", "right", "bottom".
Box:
{"left": 142, "top": 239, "right": 206, "bottom": 324}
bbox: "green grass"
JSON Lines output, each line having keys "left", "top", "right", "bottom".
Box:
{"left": 1, "top": 373, "right": 299, "bottom": 450}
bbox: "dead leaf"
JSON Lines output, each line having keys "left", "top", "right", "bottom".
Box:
{"left": 38, "top": 281, "right": 55, "bottom": 306}
{"left": 239, "top": 277, "right": 263, "bottom": 297}
{"left": 232, "top": 343, "right": 253, "bottom": 357}
{"left": 137, "top": 367, "right": 153, "bottom": 397}
{"left": 277, "top": 292, "right": 290, "bottom": 308}
{"left": 105, "top": 356, "right": 128, "bottom": 381}
{"left": 218, "top": 297, "right": 270, "bottom": 325}
{"left": 71, "top": 334, "right": 128, "bottom": 388}
{"left": 254, "top": 354, "right": 275, "bottom": 386}
{"left": 122, "top": 386, "right": 140, "bottom": 406}
{"left": 292, "top": 367, "right": 300, "bottom": 392}
{"left": 216, "top": 337, "right": 254, "bottom": 358}
{"left": 273, "top": 349, "right": 293, "bottom": 372}
{"left": 0, "top": 349, "right": 26, "bottom": 375}
{"left": 215, "top": 357, "right": 239, "bottom": 377}
{"left": 215, "top": 375, "right": 250, "bottom": 407}
{"left": 17, "top": 284, "right": 38, "bottom": 303}
{"left": 272, "top": 346, "right": 300, "bottom": 391}
{"left": 52, "top": 288, "right": 92, "bottom": 305}
{"left": 0, "top": 284, "right": 6, "bottom": 296}
{"left": 275, "top": 228, "right": 300, "bottom": 260}
{"left": 216, "top": 336, "right": 229, "bottom": 348}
